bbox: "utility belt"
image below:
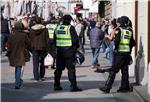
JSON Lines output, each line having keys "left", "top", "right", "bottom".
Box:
{"left": 114, "top": 52, "right": 130, "bottom": 56}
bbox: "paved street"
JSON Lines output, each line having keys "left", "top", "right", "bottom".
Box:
{"left": 1, "top": 42, "right": 144, "bottom": 102}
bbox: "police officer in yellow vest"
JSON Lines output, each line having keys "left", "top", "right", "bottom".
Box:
{"left": 54, "top": 15, "right": 82, "bottom": 92}
{"left": 100, "top": 16, "right": 135, "bottom": 93}
{"left": 46, "top": 17, "right": 57, "bottom": 69}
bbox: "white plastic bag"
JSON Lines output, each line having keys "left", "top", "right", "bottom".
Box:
{"left": 44, "top": 53, "right": 53, "bottom": 66}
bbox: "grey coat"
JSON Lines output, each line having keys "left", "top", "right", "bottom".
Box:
{"left": 89, "top": 27, "right": 104, "bottom": 48}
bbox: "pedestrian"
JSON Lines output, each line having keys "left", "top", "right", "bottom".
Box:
{"left": 1, "top": 15, "right": 10, "bottom": 53}
{"left": 29, "top": 16, "right": 49, "bottom": 81}
{"left": 102, "top": 19, "right": 111, "bottom": 58}
{"left": 7, "top": 20, "right": 31, "bottom": 89}
{"left": 95, "top": 19, "right": 117, "bottom": 73}
{"left": 105, "top": 19, "right": 117, "bottom": 65}
{"left": 46, "top": 17, "right": 57, "bottom": 69}
{"left": 54, "top": 15, "right": 82, "bottom": 92}
{"left": 78, "top": 17, "right": 87, "bottom": 45}
{"left": 75, "top": 18, "right": 85, "bottom": 54}
{"left": 89, "top": 22, "right": 104, "bottom": 68}
{"left": 87, "top": 18, "right": 96, "bottom": 39}
{"left": 99, "top": 16, "right": 135, "bottom": 93}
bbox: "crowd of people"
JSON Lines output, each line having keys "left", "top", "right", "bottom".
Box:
{"left": 1, "top": 12, "right": 136, "bottom": 93}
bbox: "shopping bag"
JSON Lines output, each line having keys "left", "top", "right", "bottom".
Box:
{"left": 44, "top": 53, "right": 53, "bottom": 66}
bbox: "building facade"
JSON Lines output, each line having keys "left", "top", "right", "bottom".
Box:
{"left": 111, "top": 0, "right": 150, "bottom": 90}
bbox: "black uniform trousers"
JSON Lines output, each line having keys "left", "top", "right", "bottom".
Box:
{"left": 110, "top": 53, "right": 130, "bottom": 89}
{"left": 54, "top": 52, "right": 77, "bottom": 87}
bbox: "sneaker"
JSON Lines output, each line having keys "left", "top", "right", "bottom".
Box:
{"left": 54, "top": 86, "right": 63, "bottom": 91}
{"left": 91, "top": 65, "right": 97, "bottom": 69}
{"left": 70, "top": 86, "right": 82, "bottom": 92}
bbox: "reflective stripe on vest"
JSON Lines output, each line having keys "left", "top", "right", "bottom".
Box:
{"left": 46, "top": 24, "right": 57, "bottom": 39}
{"left": 55, "top": 25, "right": 72, "bottom": 47}
{"left": 118, "top": 28, "right": 132, "bottom": 52}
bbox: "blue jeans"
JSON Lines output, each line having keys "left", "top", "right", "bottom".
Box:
{"left": 101, "top": 40, "right": 107, "bottom": 53}
{"left": 91, "top": 48, "right": 100, "bottom": 65}
{"left": 15, "top": 66, "right": 23, "bottom": 87}
{"left": 32, "top": 50, "right": 47, "bottom": 80}
{"left": 109, "top": 41, "right": 114, "bottom": 65}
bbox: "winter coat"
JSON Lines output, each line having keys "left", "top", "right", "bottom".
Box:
{"left": 89, "top": 27, "right": 104, "bottom": 48}
{"left": 7, "top": 29, "right": 31, "bottom": 67}
{"left": 29, "top": 24, "right": 49, "bottom": 51}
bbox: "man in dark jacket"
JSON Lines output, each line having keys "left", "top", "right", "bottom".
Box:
{"left": 89, "top": 22, "right": 104, "bottom": 68}
{"left": 29, "top": 17, "right": 49, "bottom": 81}
{"left": 54, "top": 15, "right": 82, "bottom": 92}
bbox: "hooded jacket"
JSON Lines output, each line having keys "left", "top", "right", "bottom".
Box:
{"left": 29, "top": 24, "right": 49, "bottom": 51}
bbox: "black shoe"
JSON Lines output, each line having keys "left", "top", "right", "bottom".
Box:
{"left": 70, "top": 86, "right": 82, "bottom": 92}
{"left": 99, "top": 87, "right": 110, "bottom": 93}
{"left": 117, "top": 87, "right": 133, "bottom": 93}
{"left": 15, "top": 86, "right": 21, "bottom": 89}
{"left": 94, "top": 69, "right": 106, "bottom": 73}
{"left": 97, "top": 64, "right": 100, "bottom": 67}
{"left": 54, "top": 86, "right": 63, "bottom": 91}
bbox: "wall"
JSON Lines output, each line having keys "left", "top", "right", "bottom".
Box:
{"left": 138, "top": 1, "right": 148, "bottom": 85}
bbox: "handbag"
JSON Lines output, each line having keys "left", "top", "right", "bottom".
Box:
{"left": 44, "top": 53, "right": 54, "bottom": 66}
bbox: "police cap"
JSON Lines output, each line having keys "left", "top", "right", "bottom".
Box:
{"left": 117, "top": 17, "right": 125, "bottom": 26}
{"left": 121, "top": 16, "right": 129, "bottom": 24}
{"left": 62, "top": 15, "right": 73, "bottom": 22}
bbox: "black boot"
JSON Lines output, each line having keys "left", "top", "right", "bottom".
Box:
{"left": 94, "top": 69, "right": 106, "bottom": 73}
{"left": 70, "top": 86, "right": 82, "bottom": 92}
{"left": 54, "top": 85, "right": 63, "bottom": 91}
{"left": 99, "top": 72, "right": 116, "bottom": 93}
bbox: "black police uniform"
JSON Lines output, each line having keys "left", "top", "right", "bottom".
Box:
{"left": 54, "top": 16, "right": 82, "bottom": 91}
{"left": 100, "top": 25, "right": 135, "bottom": 93}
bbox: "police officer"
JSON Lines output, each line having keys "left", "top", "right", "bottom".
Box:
{"left": 99, "top": 17, "right": 135, "bottom": 93}
{"left": 46, "top": 17, "right": 57, "bottom": 69}
{"left": 54, "top": 15, "right": 82, "bottom": 92}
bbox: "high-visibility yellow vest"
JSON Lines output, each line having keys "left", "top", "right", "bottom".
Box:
{"left": 55, "top": 25, "right": 72, "bottom": 47}
{"left": 118, "top": 28, "right": 132, "bottom": 52}
{"left": 46, "top": 24, "right": 57, "bottom": 39}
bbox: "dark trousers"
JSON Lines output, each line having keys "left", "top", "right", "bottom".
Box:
{"left": 108, "top": 53, "right": 130, "bottom": 89}
{"left": 32, "top": 50, "right": 47, "bottom": 80}
{"left": 54, "top": 53, "right": 77, "bottom": 87}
